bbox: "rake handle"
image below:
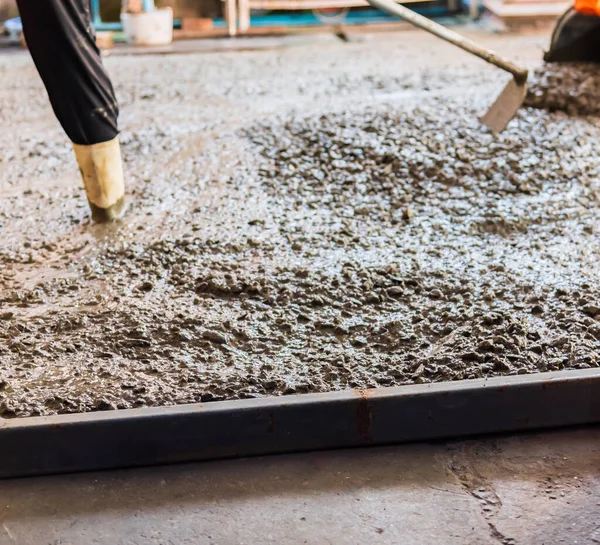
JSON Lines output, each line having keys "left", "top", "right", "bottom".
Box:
{"left": 366, "top": 0, "right": 529, "bottom": 83}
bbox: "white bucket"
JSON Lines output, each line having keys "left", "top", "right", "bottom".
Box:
{"left": 121, "top": 8, "right": 173, "bottom": 46}
{"left": 4, "top": 17, "right": 22, "bottom": 44}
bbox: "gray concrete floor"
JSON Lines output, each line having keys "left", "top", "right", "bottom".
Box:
{"left": 0, "top": 428, "right": 599, "bottom": 545}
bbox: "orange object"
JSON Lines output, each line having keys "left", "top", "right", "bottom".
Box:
{"left": 574, "top": 0, "right": 600, "bottom": 16}
{"left": 95, "top": 31, "right": 114, "bottom": 50}
{"left": 181, "top": 17, "right": 214, "bottom": 31}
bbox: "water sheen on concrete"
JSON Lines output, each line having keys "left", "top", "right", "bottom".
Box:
{"left": 1, "top": 31, "right": 599, "bottom": 417}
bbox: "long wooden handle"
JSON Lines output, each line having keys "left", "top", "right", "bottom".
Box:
{"left": 366, "top": 0, "right": 529, "bottom": 82}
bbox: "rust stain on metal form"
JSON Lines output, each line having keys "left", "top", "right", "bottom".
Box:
{"left": 354, "top": 389, "right": 374, "bottom": 442}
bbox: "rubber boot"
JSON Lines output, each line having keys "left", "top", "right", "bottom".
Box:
{"left": 72, "top": 137, "right": 127, "bottom": 222}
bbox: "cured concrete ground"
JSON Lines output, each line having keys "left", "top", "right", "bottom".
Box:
{"left": 1, "top": 427, "right": 599, "bottom": 544}
{"left": 2, "top": 30, "right": 600, "bottom": 416}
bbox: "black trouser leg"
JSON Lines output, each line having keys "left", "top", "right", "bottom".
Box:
{"left": 16, "top": 0, "right": 119, "bottom": 146}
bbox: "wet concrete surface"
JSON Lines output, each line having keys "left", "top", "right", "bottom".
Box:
{"left": 1, "top": 31, "right": 600, "bottom": 417}
{"left": 526, "top": 62, "right": 600, "bottom": 115}
{"left": 1, "top": 427, "right": 599, "bottom": 544}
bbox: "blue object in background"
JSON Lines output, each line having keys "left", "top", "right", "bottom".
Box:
{"left": 90, "top": 0, "right": 156, "bottom": 31}
{"left": 246, "top": 7, "right": 447, "bottom": 27}
{"left": 3, "top": 17, "right": 22, "bottom": 43}
{"left": 89, "top": 0, "right": 452, "bottom": 32}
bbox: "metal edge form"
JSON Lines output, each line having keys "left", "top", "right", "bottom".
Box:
{"left": 1, "top": 368, "right": 599, "bottom": 478}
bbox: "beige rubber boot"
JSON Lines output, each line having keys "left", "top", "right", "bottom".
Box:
{"left": 72, "top": 137, "right": 127, "bottom": 223}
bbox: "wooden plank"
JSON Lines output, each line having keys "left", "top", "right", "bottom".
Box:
{"left": 173, "top": 19, "right": 413, "bottom": 40}
{"left": 470, "top": 0, "right": 479, "bottom": 18}
{"left": 239, "top": 20, "right": 414, "bottom": 34}
{"left": 225, "top": 0, "right": 238, "bottom": 36}
{"left": 248, "top": 0, "right": 426, "bottom": 7}
{"left": 240, "top": 0, "right": 251, "bottom": 33}
{"left": 502, "top": 0, "right": 568, "bottom": 5}
{"left": 483, "top": 0, "right": 569, "bottom": 16}
{"left": 181, "top": 17, "right": 215, "bottom": 31}
{"left": 173, "top": 28, "right": 230, "bottom": 39}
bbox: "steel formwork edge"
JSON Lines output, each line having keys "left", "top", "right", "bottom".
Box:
{"left": 1, "top": 368, "right": 599, "bottom": 478}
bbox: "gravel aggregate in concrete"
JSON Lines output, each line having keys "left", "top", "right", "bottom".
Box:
{"left": 1, "top": 32, "right": 599, "bottom": 417}
{"left": 525, "top": 62, "right": 600, "bottom": 115}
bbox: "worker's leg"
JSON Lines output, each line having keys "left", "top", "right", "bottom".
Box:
{"left": 16, "top": 0, "right": 126, "bottom": 221}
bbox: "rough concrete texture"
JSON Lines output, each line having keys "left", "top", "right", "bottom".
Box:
{"left": 525, "top": 62, "right": 600, "bottom": 115}
{"left": 1, "top": 31, "right": 600, "bottom": 417}
{"left": 0, "top": 428, "right": 599, "bottom": 544}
